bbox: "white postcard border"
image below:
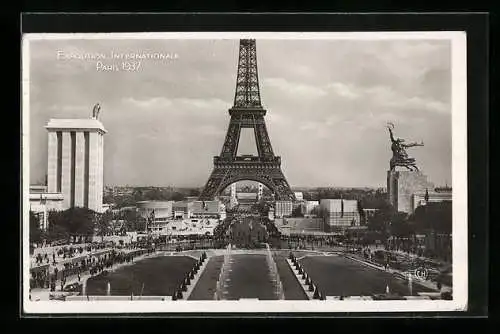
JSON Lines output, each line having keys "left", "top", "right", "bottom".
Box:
{"left": 21, "top": 31, "right": 468, "bottom": 314}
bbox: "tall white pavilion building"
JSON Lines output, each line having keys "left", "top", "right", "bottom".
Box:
{"left": 45, "top": 112, "right": 106, "bottom": 213}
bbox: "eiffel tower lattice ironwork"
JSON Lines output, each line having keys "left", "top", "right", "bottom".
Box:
{"left": 199, "top": 39, "right": 295, "bottom": 201}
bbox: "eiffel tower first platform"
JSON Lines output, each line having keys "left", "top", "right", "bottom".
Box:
{"left": 199, "top": 39, "right": 295, "bottom": 201}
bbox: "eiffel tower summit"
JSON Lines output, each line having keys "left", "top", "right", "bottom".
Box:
{"left": 199, "top": 39, "right": 295, "bottom": 201}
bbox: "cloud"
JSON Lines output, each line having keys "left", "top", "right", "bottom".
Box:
{"left": 124, "top": 97, "right": 173, "bottom": 109}
{"left": 123, "top": 96, "right": 230, "bottom": 113}
{"left": 362, "top": 85, "right": 449, "bottom": 114}
{"left": 263, "top": 78, "right": 328, "bottom": 99}
{"left": 299, "top": 121, "right": 320, "bottom": 132}
{"left": 196, "top": 124, "right": 226, "bottom": 136}
{"left": 264, "top": 75, "right": 448, "bottom": 118}
{"left": 327, "top": 82, "right": 360, "bottom": 100}
{"left": 47, "top": 104, "right": 89, "bottom": 112}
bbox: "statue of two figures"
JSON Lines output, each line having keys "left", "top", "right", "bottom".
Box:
{"left": 387, "top": 122, "right": 424, "bottom": 171}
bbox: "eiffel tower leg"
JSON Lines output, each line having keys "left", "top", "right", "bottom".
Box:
{"left": 199, "top": 167, "right": 226, "bottom": 201}
{"left": 270, "top": 169, "right": 295, "bottom": 201}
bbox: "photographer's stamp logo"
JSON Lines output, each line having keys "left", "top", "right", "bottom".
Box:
{"left": 415, "top": 267, "right": 429, "bottom": 280}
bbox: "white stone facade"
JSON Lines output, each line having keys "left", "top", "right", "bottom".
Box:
{"left": 45, "top": 118, "right": 106, "bottom": 213}
{"left": 275, "top": 200, "right": 293, "bottom": 218}
{"left": 319, "top": 199, "right": 361, "bottom": 228}
{"left": 387, "top": 170, "right": 435, "bottom": 213}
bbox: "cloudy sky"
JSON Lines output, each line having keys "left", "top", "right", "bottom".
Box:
{"left": 27, "top": 36, "right": 452, "bottom": 188}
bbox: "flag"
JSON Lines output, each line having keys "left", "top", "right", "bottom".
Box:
{"left": 340, "top": 198, "right": 344, "bottom": 218}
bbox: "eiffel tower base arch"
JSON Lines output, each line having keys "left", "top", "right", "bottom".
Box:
{"left": 199, "top": 162, "right": 295, "bottom": 201}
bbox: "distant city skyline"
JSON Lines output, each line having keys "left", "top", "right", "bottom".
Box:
{"left": 28, "top": 37, "right": 452, "bottom": 188}
{"left": 102, "top": 183, "right": 388, "bottom": 191}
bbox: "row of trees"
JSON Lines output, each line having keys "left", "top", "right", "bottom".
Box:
{"left": 29, "top": 207, "right": 147, "bottom": 244}
{"left": 363, "top": 200, "right": 452, "bottom": 262}
{"left": 366, "top": 201, "right": 452, "bottom": 238}
{"left": 30, "top": 207, "right": 98, "bottom": 244}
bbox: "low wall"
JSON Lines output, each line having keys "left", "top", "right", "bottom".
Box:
{"left": 65, "top": 295, "right": 172, "bottom": 301}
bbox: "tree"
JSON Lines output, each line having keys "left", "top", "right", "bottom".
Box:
{"left": 29, "top": 211, "right": 44, "bottom": 244}
{"left": 389, "top": 212, "right": 412, "bottom": 238}
{"left": 170, "top": 192, "right": 186, "bottom": 201}
{"left": 188, "top": 188, "right": 201, "bottom": 197}
{"left": 47, "top": 207, "right": 96, "bottom": 242}
{"left": 357, "top": 201, "right": 366, "bottom": 224}
{"left": 114, "top": 195, "right": 136, "bottom": 209}
{"left": 367, "top": 202, "right": 393, "bottom": 233}
{"left": 133, "top": 189, "right": 144, "bottom": 202}
{"left": 412, "top": 201, "right": 452, "bottom": 234}
{"left": 96, "top": 210, "right": 113, "bottom": 240}
{"left": 103, "top": 193, "right": 114, "bottom": 204}
{"left": 65, "top": 207, "right": 96, "bottom": 236}
{"left": 120, "top": 208, "right": 146, "bottom": 232}
{"left": 144, "top": 188, "right": 166, "bottom": 201}
{"left": 291, "top": 206, "right": 304, "bottom": 218}
{"left": 365, "top": 200, "right": 399, "bottom": 245}
{"left": 428, "top": 201, "right": 452, "bottom": 234}
{"left": 47, "top": 210, "right": 69, "bottom": 242}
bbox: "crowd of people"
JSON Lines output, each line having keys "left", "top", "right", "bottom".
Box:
{"left": 30, "top": 241, "right": 152, "bottom": 291}
{"left": 32, "top": 243, "right": 111, "bottom": 266}
{"left": 277, "top": 234, "right": 345, "bottom": 250}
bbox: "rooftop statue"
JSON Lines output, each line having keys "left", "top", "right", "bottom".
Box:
{"left": 92, "top": 103, "right": 101, "bottom": 119}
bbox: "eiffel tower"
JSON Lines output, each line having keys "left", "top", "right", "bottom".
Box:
{"left": 199, "top": 39, "right": 295, "bottom": 201}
